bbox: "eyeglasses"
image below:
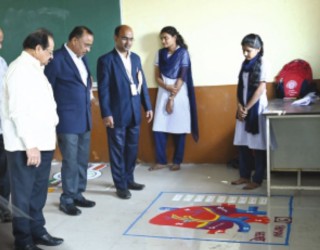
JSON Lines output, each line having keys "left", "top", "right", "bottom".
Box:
{"left": 121, "top": 36, "right": 134, "bottom": 42}
{"left": 45, "top": 48, "right": 54, "bottom": 56}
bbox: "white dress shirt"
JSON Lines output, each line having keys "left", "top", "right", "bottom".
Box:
{"left": 65, "top": 44, "right": 94, "bottom": 99}
{"left": 1, "top": 51, "right": 59, "bottom": 151}
{"left": 0, "top": 55, "right": 8, "bottom": 134}
{"left": 64, "top": 44, "right": 88, "bottom": 85}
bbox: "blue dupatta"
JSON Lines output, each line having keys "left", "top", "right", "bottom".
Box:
{"left": 237, "top": 54, "right": 261, "bottom": 134}
{"left": 159, "top": 47, "right": 199, "bottom": 142}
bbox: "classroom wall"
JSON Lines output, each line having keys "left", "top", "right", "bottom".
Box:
{"left": 54, "top": 0, "right": 320, "bottom": 164}
{"left": 121, "top": 0, "right": 320, "bottom": 87}
{"left": 86, "top": 0, "right": 319, "bottom": 164}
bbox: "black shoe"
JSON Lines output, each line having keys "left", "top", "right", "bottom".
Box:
{"left": 15, "top": 244, "right": 43, "bottom": 250}
{"left": 116, "top": 189, "right": 131, "bottom": 199}
{"left": 74, "top": 198, "right": 96, "bottom": 208}
{"left": 0, "top": 209, "right": 12, "bottom": 223}
{"left": 128, "top": 182, "right": 145, "bottom": 190}
{"left": 34, "top": 233, "right": 63, "bottom": 246}
{"left": 59, "top": 203, "right": 81, "bottom": 216}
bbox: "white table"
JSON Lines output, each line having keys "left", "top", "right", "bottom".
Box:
{"left": 264, "top": 99, "right": 320, "bottom": 196}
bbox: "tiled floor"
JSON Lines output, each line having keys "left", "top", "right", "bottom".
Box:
{"left": 1, "top": 163, "right": 320, "bottom": 250}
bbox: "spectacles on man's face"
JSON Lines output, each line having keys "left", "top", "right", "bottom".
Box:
{"left": 121, "top": 36, "right": 134, "bottom": 42}
{"left": 45, "top": 48, "right": 54, "bottom": 56}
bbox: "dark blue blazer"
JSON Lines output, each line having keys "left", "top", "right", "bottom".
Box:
{"left": 97, "top": 49, "right": 152, "bottom": 127}
{"left": 44, "top": 45, "right": 92, "bottom": 133}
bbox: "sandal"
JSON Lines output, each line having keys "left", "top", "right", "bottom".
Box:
{"left": 243, "top": 182, "right": 260, "bottom": 190}
{"left": 231, "top": 178, "right": 250, "bottom": 185}
{"left": 170, "top": 164, "right": 180, "bottom": 171}
{"left": 148, "top": 164, "right": 167, "bottom": 171}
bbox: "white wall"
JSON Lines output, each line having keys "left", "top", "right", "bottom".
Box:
{"left": 122, "top": 0, "right": 320, "bottom": 87}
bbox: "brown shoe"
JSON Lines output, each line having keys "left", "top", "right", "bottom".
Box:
{"left": 148, "top": 164, "right": 167, "bottom": 171}
{"left": 170, "top": 164, "right": 180, "bottom": 171}
{"left": 231, "top": 178, "right": 250, "bottom": 185}
{"left": 243, "top": 182, "right": 260, "bottom": 190}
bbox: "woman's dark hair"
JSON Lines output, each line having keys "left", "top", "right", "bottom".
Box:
{"left": 68, "top": 26, "right": 93, "bottom": 41}
{"left": 160, "top": 26, "right": 188, "bottom": 50}
{"left": 241, "top": 33, "right": 264, "bottom": 56}
{"left": 23, "top": 28, "right": 53, "bottom": 50}
{"left": 241, "top": 33, "right": 264, "bottom": 86}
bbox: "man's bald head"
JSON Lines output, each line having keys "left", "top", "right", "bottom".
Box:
{"left": 114, "top": 25, "right": 134, "bottom": 54}
{"left": 114, "top": 25, "right": 133, "bottom": 36}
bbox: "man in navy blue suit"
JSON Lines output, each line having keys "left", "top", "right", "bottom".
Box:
{"left": 45, "top": 26, "right": 95, "bottom": 215}
{"left": 97, "top": 25, "right": 153, "bottom": 199}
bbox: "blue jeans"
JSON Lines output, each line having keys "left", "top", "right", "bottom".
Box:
{"left": 58, "top": 131, "right": 91, "bottom": 205}
{"left": 6, "top": 150, "right": 53, "bottom": 247}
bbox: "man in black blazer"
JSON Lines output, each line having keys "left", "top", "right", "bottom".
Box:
{"left": 45, "top": 26, "right": 95, "bottom": 215}
{"left": 97, "top": 25, "right": 153, "bottom": 199}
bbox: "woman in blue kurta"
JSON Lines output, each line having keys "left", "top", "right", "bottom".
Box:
{"left": 232, "top": 34, "right": 268, "bottom": 190}
{"left": 151, "top": 26, "right": 198, "bottom": 171}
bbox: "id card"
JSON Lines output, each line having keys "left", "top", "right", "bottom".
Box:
{"left": 130, "top": 84, "right": 138, "bottom": 96}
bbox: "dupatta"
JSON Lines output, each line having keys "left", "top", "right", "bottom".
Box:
{"left": 159, "top": 47, "right": 199, "bottom": 142}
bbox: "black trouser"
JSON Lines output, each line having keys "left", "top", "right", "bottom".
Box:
{"left": 6, "top": 150, "right": 53, "bottom": 247}
{"left": 0, "top": 135, "right": 10, "bottom": 210}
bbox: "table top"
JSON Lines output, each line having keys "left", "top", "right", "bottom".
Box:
{"left": 263, "top": 98, "right": 320, "bottom": 116}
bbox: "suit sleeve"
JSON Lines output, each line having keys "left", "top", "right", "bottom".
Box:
{"left": 140, "top": 69, "right": 152, "bottom": 112}
{"left": 97, "top": 57, "right": 112, "bottom": 118}
{"left": 44, "top": 59, "right": 58, "bottom": 87}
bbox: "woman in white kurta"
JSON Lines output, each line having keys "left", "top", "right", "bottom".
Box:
{"left": 232, "top": 34, "right": 268, "bottom": 190}
{"left": 151, "top": 26, "right": 198, "bottom": 171}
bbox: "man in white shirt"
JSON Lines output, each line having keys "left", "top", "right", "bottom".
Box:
{"left": 1, "top": 28, "right": 63, "bottom": 250}
{"left": 0, "top": 27, "right": 11, "bottom": 223}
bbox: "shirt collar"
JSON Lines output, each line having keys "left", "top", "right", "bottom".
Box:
{"left": 21, "top": 51, "right": 44, "bottom": 70}
{"left": 65, "top": 43, "right": 83, "bottom": 60}
{"left": 115, "top": 48, "right": 131, "bottom": 59}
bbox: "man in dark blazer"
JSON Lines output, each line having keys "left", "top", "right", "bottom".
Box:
{"left": 97, "top": 25, "right": 153, "bottom": 199}
{"left": 45, "top": 26, "right": 95, "bottom": 215}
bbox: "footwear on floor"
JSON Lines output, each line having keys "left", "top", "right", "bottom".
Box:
{"left": 170, "top": 164, "right": 181, "bottom": 171}
{"left": 148, "top": 164, "right": 167, "bottom": 171}
{"left": 59, "top": 203, "right": 81, "bottom": 216}
{"left": 116, "top": 189, "right": 131, "bottom": 199}
{"left": 231, "top": 177, "right": 250, "bottom": 185}
{"left": 243, "top": 182, "right": 261, "bottom": 190}
{"left": 128, "top": 182, "right": 145, "bottom": 190}
{"left": 15, "top": 244, "right": 43, "bottom": 250}
{"left": 0, "top": 208, "right": 12, "bottom": 223}
{"left": 34, "top": 233, "right": 64, "bottom": 246}
{"left": 74, "top": 198, "right": 96, "bottom": 208}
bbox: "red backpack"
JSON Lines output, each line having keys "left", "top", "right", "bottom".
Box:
{"left": 275, "top": 59, "right": 314, "bottom": 98}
